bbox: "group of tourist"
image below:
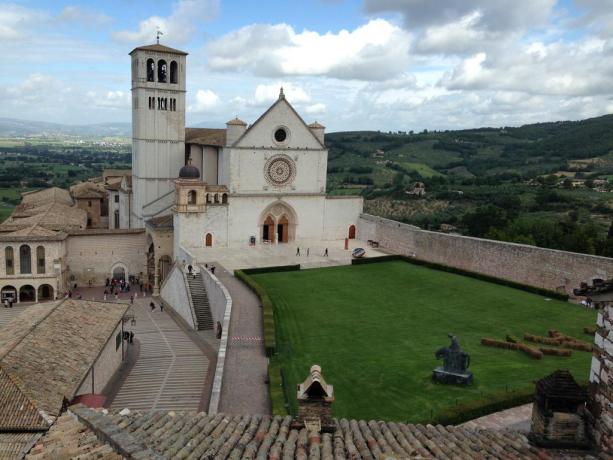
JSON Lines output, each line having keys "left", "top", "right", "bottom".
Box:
{"left": 296, "top": 247, "right": 328, "bottom": 257}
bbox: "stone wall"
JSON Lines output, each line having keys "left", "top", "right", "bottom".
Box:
{"left": 66, "top": 231, "right": 147, "bottom": 285}
{"left": 199, "top": 267, "right": 228, "bottom": 329}
{"left": 160, "top": 263, "right": 196, "bottom": 329}
{"left": 77, "top": 319, "right": 125, "bottom": 395}
{"left": 358, "top": 214, "right": 613, "bottom": 294}
{"left": 587, "top": 304, "right": 613, "bottom": 452}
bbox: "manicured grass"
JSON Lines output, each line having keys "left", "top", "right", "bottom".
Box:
{"left": 251, "top": 261, "right": 596, "bottom": 423}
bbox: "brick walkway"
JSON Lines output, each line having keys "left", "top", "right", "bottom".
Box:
{"left": 215, "top": 265, "right": 271, "bottom": 415}
{"left": 459, "top": 403, "right": 533, "bottom": 431}
{"left": 108, "top": 298, "right": 210, "bottom": 411}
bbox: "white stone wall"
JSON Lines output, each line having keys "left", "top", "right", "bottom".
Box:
{"left": 323, "top": 197, "right": 364, "bottom": 240}
{"left": 77, "top": 319, "right": 125, "bottom": 395}
{"left": 199, "top": 267, "right": 228, "bottom": 327}
{"left": 160, "top": 264, "right": 195, "bottom": 329}
{"left": 174, "top": 205, "right": 229, "bottom": 249}
{"left": 131, "top": 49, "right": 187, "bottom": 227}
{"left": 66, "top": 232, "right": 147, "bottom": 285}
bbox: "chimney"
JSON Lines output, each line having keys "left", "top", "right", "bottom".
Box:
{"left": 294, "top": 365, "right": 335, "bottom": 432}
{"left": 308, "top": 121, "right": 325, "bottom": 145}
{"left": 529, "top": 369, "right": 589, "bottom": 449}
{"left": 226, "top": 117, "right": 247, "bottom": 146}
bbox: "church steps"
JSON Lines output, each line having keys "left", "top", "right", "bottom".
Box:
{"left": 186, "top": 273, "right": 214, "bottom": 330}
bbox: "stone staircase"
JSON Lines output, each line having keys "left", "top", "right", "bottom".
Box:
{"left": 187, "top": 273, "right": 214, "bottom": 330}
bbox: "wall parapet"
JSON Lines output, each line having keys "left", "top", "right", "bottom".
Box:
{"left": 358, "top": 213, "right": 613, "bottom": 295}
{"left": 199, "top": 266, "right": 232, "bottom": 415}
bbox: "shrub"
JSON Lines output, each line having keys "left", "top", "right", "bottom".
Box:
{"left": 506, "top": 335, "right": 519, "bottom": 343}
{"left": 481, "top": 338, "right": 518, "bottom": 350}
{"left": 584, "top": 326, "right": 596, "bottom": 335}
{"left": 524, "top": 333, "right": 563, "bottom": 346}
{"left": 516, "top": 343, "right": 543, "bottom": 360}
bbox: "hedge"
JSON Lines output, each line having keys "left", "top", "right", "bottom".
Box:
{"left": 235, "top": 265, "right": 301, "bottom": 356}
{"left": 352, "top": 255, "right": 569, "bottom": 301}
{"left": 268, "top": 359, "right": 289, "bottom": 416}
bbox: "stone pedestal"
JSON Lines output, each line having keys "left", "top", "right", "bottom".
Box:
{"left": 432, "top": 367, "right": 473, "bottom": 385}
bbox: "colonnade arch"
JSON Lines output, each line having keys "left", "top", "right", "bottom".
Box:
{"left": 259, "top": 201, "right": 298, "bottom": 243}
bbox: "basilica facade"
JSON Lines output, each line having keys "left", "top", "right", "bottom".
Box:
{"left": 128, "top": 43, "right": 363, "bottom": 258}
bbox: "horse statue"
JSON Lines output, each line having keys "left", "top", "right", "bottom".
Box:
{"left": 433, "top": 334, "right": 473, "bottom": 385}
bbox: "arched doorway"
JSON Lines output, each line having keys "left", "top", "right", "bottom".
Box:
{"left": 278, "top": 215, "right": 289, "bottom": 243}
{"left": 259, "top": 201, "right": 298, "bottom": 243}
{"left": 262, "top": 216, "right": 275, "bottom": 242}
{"left": 159, "top": 256, "right": 172, "bottom": 284}
{"left": 205, "top": 233, "right": 213, "bottom": 247}
{"left": 1, "top": 286, "right": 17, "bottom": 303}
{"left": 348, "top": 224, "right": 356, "bottom": 239}
{"left": 38, "top": 284, "right": 54, "bottom": 301}
{"left": 19, "top": 285, "right": 35, "bottom": 303}
{"left": 112, "top": 265, "right": 126, "bottom": 281}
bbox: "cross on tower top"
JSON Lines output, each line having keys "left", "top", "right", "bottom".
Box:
{"left": 156, "top": 28, "right": 164, "bottom": 44}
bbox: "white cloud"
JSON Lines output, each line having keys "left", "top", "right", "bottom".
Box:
{"left": 207, "top": 19, "right": 411, "bottom": 81}
{"left": 0, "top": 3, "right": 49, "bottom": 40}
{"left": 305, "top": 103, "right": 326, "bottom": 115}
{"left": 254, "top": 82, "right": 310, "bottom": 105}
{"left": 86, "top": 90, "right": 130, "bottom": 109}
{"left": 112, "top": 0, "right": 219, "bottom": 44}
{"left": 189, "top": 89, "right": 221, "bottom": 112}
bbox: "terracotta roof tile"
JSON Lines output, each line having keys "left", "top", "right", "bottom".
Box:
{"left": 0, "top": 300, "right": 128, "bottom": 421}
{"left": 56, "top": 407, "right": 599, "bottom": 460}
{"left": 0, "top": 368, "right": 48, "bottom": 431}
{"left": 20, "top": 188, "right": 73, "bottom": 208}
{"left": 185, "top": 127, "right": 227, "bottom": 147}
{"left": 0, "top": 202, "right": 87, "bottom": 233}
{"left": 0, "top": 433, "right": 42, "bottom": 459}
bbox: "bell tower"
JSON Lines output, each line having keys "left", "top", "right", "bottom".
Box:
{"left": 129, "top": 42, "right": 187, "bottom": 227}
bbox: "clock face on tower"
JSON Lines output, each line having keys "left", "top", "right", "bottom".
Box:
{"left": 264, "top": 155, "right": 296, "bottom": 186}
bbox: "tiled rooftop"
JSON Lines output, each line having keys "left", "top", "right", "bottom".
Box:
{"left": 0, "top": 300, "right": 128, "bottom": 423}
{"left": 26, "top": 405, "right": 601, "bottom": 460}
{"left": 185, "top": 127, "right": 227, "bottom": 147}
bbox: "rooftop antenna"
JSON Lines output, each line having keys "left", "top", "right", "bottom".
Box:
{"left": 156, "top": 28, "right": 164, "bottom": 44}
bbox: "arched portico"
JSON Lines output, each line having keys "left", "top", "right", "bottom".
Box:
{"left": 19, "top": 285, "right": 35, "bottom": 303}
{"left": 111, "top": 263, "right": 128, "bottom": 281}
{"left": 38, "top": 284, "right": 54, "bottom": 301}
{"left": 259, "top": 201, "right": 298, "bottom": 244}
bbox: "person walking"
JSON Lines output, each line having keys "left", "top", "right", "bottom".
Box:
{"left": 150, "top": 301, "right": 155, "bottom": 311}
{"left": 160, "top": 302, "right": 164, "bottom": 312}
{"left": 324, "top": 248, "right": 328, "bottom": 257}
{"left": 130, "top": 294, "right": 134, "bottom": 305}
{"left": 307, "top": 248, "right": 310, "bottom": 257}
{"left": 211, "top": 265, "right": 216, "bottom": 275}
{"left": 129, "top": 331, "right": 134, "bottom": 344}
{"left": 296, "top": 247, "right": 300, "bottom": 256}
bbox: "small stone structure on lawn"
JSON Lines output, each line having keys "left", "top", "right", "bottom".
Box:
{"left": 529, "top": 369, "right": 589, "bottom": 449}
{"left": 433, "top": 334, "right": 473, "bottom": 385}
{"left": 295, "top": 364, "right": 335, "bottom": 432}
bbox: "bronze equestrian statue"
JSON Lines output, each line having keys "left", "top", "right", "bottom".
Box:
{"left": 433, "top": 334, "right": 473, "bottom": 385}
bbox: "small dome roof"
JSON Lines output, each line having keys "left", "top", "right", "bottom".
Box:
{"left": 179, "top": 160, "right": 200, "bottom": 179}
{"left": 226, "top": 117, "right": 247, "bottom": 126}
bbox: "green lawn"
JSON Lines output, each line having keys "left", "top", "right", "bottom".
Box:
{"left": 251, "top": 261, "right": 596, "bottom": 423}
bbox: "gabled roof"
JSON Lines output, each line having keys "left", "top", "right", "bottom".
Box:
{"left": 0, "top": 368, "right": 48, "bottom": 431}
{"left": 232, "top": 93, "right": 326, "bottom": 149}
{"left": 0, "top": 225, "right": 66, "bottom": 242}
{"left": 185, "top": 128, "right": 226, "bottom": 147}
{"left": 0, "top": 202, "right": 87, "bottom": 233}
{"left": 70, "top": 181, "right": 106, "bottom": 199}
{"left": 20, "top": 187, "right": 73, "bottom": 208}
{"left": 0, "top": 300, "right": 128, "bottom": 422}
{"left": 129, "top": 43, "right": 188, "bottom": 56}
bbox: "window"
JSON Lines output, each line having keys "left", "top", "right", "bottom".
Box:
{"left": 114, "top": 210, "right": 120, "bottom": 229}
{"left": 274, "top": 128, "right": 287, "bottom": 143}
{"left": 146, "top": 58, "right": 155, "bottom": 82}
{"left": 5, "top": 247, "right": 13, "bottom": 275}
{"left": 187, "top": 190, "right": 197, "bottom": 205}
{"left": 148, "top": 97, "right": 154, "bottom": 110}
{"left": 36, "top": 246, "right": 45, "bottom": 274}
{"left": 114, "top": 195, "right": 119, "bottom": 203}
{"left": 170, "top": 61, "right": 178, "bottom": 84}
{"left": 19, "top": 245, "right": 31, "bottom": 274}
{"left": 158, "top": 59, "right": 167, "bottom": 82}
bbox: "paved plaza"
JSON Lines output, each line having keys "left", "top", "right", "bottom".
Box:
{"left": 189, "top": 238, "right": 388, "bottom": 272}
{"left": 108, "top": 298, "right": 211, "bottom": 411}
{"left": 0, "top": 301, "right": 35, "bottom": 327}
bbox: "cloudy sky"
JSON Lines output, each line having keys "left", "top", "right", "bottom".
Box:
{"left": 1, "top": 0, "right": 613, "bottom": 131}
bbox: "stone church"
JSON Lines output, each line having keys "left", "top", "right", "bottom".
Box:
{"left": 127, "top": 43, "right": 362, "bottom": 263}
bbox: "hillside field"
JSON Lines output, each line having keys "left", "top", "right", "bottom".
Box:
{"left": 252, "top": 261, "right": 596, "bottom": 423}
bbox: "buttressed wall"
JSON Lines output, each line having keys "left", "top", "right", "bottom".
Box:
{"left": 358, "top": 214, "right": 613, "bottom": 294}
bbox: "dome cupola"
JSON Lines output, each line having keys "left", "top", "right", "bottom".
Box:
{"left": 179, "top": 158, "right": 200, "bottom": 179}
